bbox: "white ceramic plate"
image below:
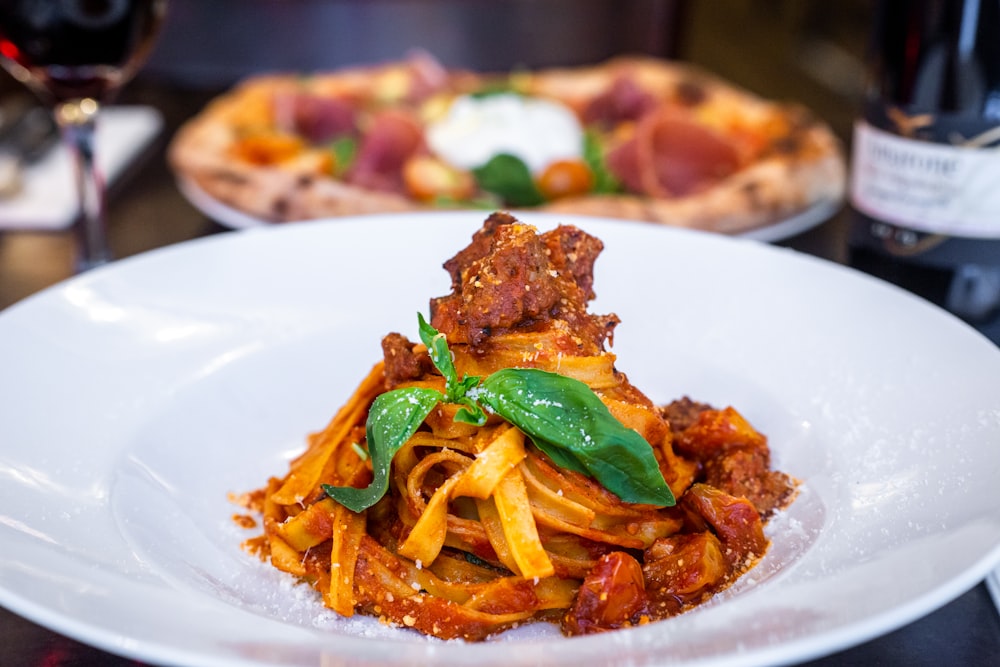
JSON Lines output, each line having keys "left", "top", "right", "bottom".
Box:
{"left": 1, "top": 211, "right": 999, "bottom": 667}
{"left": 177, "top": 176, "right": 841, "bottom": 243}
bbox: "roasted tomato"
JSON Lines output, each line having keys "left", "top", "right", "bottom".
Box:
{"left": 672, "top": 406, "right": 768, "bottom": 461}
{"left": 643, "top": 531, "right": 728, "bottom": 617}
{"left": 682, "top": 483, "right": 767, "bottom": 569}
{"left": 563, "top": 551, "right": 648, "bottom": 635}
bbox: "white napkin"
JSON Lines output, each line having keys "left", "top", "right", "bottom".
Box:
{"left": 0, "top": 105, "right": 163, "bottom": 231}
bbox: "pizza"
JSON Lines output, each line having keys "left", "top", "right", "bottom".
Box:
{"left": 168, "top": 53, "right": 845, "bottom": 234}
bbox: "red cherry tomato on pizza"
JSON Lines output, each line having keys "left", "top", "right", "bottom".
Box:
{"left": 536, "top": 159, "right": 595, "bottom": 200}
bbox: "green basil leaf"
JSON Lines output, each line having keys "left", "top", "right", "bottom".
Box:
{"left": 454, "top": 397, "right": 488, "bottom": 426}
{"left": 472, "top": 154, "right": 545, "bottom": 207}
{"left": 454, "top": 374, "right": 481, "bottom": 396}
{"left": 328, "top": 136, "right": 357, "bottom": 176}
{"left": 418, "top": 313, "right": 482, "bottom": 407}
{"left": 322, "top": 386, "right": 442, "bottom": 512}
{"left": 418, "top": 312, "right": 458, "bottom": 387}
{"left": 430, "top": 193, "right": 503, "bottom": 210}
{"left": 583, "top": 131, "right": 622, "bottom": 194}
{"left": 478, "top": 368, "right": 675, "bottom": 506}
{"left": 469, "top": 84, "right": 519, "bottom": 99}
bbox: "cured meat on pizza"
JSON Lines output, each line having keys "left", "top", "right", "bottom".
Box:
{"left": 169, "top": 54, "right": 845, "bottom": 234}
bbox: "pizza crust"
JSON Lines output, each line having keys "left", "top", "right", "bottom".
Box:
{"left": 169, "top": 56, "right": 845, "bottom": 232}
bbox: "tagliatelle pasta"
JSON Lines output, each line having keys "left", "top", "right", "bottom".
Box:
{"left": 235, "top": 212, "right": 797, "bottom": 639}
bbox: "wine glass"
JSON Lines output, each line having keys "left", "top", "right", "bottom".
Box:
{"left": 0, "top": 0, "right": 168, "bottom": 272}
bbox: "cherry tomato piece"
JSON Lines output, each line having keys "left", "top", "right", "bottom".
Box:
{"left": 403, "top": 155, "right": 475, "bottom": 202}
{"left": 536, "top": 159, "right": 595, "bottom": 200}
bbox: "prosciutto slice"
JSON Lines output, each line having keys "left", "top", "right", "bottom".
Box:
{"left": 345, "top": 109, "right": 424, "bottom": 194}
{"left": 273, "top": 92, "right": 357, "bottom": 144}
{"left": 582, "top": 75, "right": 658, "bottom": 127}
{"left": 606, "top": 107, "right": 741, "bottom": 198}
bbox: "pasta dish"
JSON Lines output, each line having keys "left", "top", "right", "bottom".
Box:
{"left": 235, "top": 212, "right": 796, "bottom": 639}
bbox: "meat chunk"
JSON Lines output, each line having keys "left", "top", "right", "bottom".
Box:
{"left": 661, "top": 396, "right": 713, "bottom": 433}
{"left": 540, "top": 214, "right": 604, "bottom": 301}
{"left": 381, "top": 332, "right": 432, "bottom": 388}
{"left": 704, "top": 446, "right": 796, "bottom": 518}
{"left": 666, "top": 402, "right": 797, "bottom": 517}
{"left": 429, "top": 212, "right": 617, "bottom": 352}
{"left": 440, "top": 211, "right": 512, "bottom": 289}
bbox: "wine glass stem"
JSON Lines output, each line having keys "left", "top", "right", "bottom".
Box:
{"left": 55, "top": 98, "right": 110, "bottom": 272}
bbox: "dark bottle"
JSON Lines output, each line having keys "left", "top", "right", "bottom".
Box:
{"left": 849, "top": 0, "right": 1000, "bottom": 341}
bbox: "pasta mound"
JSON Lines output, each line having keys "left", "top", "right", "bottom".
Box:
{"left": 236, "top": 211, "right": 796, "bottom": 640}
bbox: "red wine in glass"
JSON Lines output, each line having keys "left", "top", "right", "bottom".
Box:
{"left": 0, "top": 0, "right": 167, "bottom": 271}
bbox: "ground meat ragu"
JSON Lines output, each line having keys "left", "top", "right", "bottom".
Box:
{"left": 429, "top": 211, "right": 618, "bottom": 352}
{"left": 665, "top": 398, "right": 797, "bottom": 518}
{"left": 380, "top": 332, "right": 433, "bottom": 388}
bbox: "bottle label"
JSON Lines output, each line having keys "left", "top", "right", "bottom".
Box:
{"left": 850, "top": 121, "right": 1000, "bottom": 238}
